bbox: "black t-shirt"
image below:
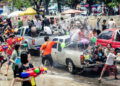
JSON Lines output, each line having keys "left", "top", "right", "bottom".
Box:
{"left": 16, "top": 63, "right": 36, "bottom": 86}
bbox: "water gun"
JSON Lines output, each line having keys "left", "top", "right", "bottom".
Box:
{"left": 0, "top": 45, "right": 10, "bottom": 52}
{"left": 16, "top": 37, "right": 24, "bottom": 42}
{"left": 21, "top": 67, "right": 47, "bottom": 78}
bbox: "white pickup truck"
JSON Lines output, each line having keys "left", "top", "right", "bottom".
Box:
{"left": 15, "top": 26, "right": 57, "bottom": 51}
{"left": 50, "top": 35, "right": 105, "bottom": 74}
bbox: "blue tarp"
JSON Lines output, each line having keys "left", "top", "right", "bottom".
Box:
{"left": 91, "top": 4, "right": 102, "bottom": 7}
{"left": 0, "top": 8, "right": 3, "bottom": 14}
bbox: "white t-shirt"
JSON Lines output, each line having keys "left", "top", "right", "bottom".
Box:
{"left": 108, "top": 21, "right": 115, "bottom": 29}
{"left": 44, "top": 26, "right": 52, "bottom": 35}
{"left": 105, "top": 53, "right": 115, "bottom": 65}
{"left": 71, "top": 29, "right": 81, "bottom": 43}
{"left": 34, "top": 20, "right": 41, "bottom": 28}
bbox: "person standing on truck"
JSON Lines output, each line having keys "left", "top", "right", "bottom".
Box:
{"left": 34, "top": 15, "right": 42, "bottom": 29}
{"left": 40, "top": 36, "right": 60, "bottom": 74}
{"left": 42, "top": 15, "right": 50, "bottom": 31}
{"left": 98, "top": 48, "right": 120, "bottom": 83}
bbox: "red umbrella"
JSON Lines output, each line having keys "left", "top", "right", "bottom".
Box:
{"left": 61, "top": 9, "right": 83, "bottom": 14}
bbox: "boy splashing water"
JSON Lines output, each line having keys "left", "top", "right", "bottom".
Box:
{"left": 98, "top": 48, "right": 120, "bottom": 83}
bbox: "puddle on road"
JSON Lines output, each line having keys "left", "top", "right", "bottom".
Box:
{"left": 35, "top": 74, "right": 90, "bottom": 86}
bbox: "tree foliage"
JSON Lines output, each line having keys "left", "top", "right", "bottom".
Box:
{"left": 107, "top": 0, "right": 120, "bottom": 7}
{"left": 8, "top": 0, "right": 33, "bottom": 9}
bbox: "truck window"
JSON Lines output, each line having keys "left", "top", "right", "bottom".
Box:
{"left": 65, "top": 38, "right": 70, "bottom": 44}
{"left": 52, "top": 38, "right": 58, "bottom": 48}
{"left": 98, "top": 31, "right": 113, "bottom": 40}
{"left": 25, "top": 28, "right": 30, "bottom": 36}
{"left": 58, "top": 39, "right": 63, "bottom": 52}
{"left": 21, "top": 28, "right": 24, "bottom": 36}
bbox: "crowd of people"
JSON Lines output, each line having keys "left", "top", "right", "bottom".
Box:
{"left": 0, "top": 14, "right": 119, "bottom": 86}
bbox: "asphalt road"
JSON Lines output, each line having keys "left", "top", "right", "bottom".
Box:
{"left": 0, "top": 56, "right": 120, "bottom": 86}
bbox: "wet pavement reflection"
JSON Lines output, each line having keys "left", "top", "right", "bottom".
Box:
{"left": 0, "top": 56, "right": 120, "bottom": 86}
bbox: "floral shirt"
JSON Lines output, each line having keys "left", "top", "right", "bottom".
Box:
{"left": 6, "top": 38, "right": 16, "bottom": 55}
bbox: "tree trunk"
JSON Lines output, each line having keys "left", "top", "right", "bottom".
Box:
{"left": 11, "top": 0, "right": 14, "bottom": 12}
{"left": 45, "top": 0, "right": 50, "bottom": 15}
{"left": 57, "top": 0, "right": 61, "bottom": 13}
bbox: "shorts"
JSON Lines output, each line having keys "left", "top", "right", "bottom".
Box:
{"left": 42, "top": 54, "right": 53, "bottom": 67}
{"left": 13, "top": 65, "right": 19, "bottom": 78}
{"left": 0, "top": 61, "right": 2, "bottom": 63}
{"left": 7, "top": 55, "right": 11, "bottom": 65}
{"left": 103, "top": 64, "right": 117, "bottom": 72}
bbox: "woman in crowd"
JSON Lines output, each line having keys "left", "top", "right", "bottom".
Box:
{"left": 93, "top": 44, "right": 106, "bottom": 63}
{"left": 10, "top": 44, "right": 21, "bottom": 86}
{"left": 104, "top": 43, "right": 112, "bottom": 57}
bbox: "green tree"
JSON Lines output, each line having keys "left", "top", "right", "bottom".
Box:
{"left": 8, "top": 0, "right": 33, "bottom": 10}
{"left": 43, "top": 0, "right": 50, "bottom": 15}
{"left": 33, "top": 0, "right": 42, "bottom": 15}
{"left": 108, "top": 0, "right": 120, "bottom": 7}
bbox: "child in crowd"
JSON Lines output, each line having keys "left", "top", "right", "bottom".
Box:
{"left": 98, "top": 48, "right": 120, "bottom": 83}
{"left": 16, "top": 51, "right": 36, "bottom": 86}
{"left": 10, "top": 44, "right": 21, "bottom": 86}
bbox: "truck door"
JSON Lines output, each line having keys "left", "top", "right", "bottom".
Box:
{"left": 57, "top": 39, "right": 64, "bottom": 64}
{"left": 97, "top": 31, "right": 113, "bottom": 47}
{"left": 51, "top": 38, "right": 58, "bottom": 63}
{"left": 112, "top": 30, "right": 120, "bottom": 48}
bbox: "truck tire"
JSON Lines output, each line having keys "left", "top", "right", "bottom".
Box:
{"left": 67, "top": 60, "right": 75, "bottom": 74}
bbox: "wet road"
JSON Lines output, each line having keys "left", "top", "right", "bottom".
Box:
{"left": 0, "top": 56, "right": 120, "bottom": 86}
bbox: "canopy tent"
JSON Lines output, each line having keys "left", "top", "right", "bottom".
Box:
{"left": 8, "top": 11, "right": 23, "bottom": 18}
{"left": 61, "top": 9, "right": 83, "bottom": 14}
{"left": 0, "top": 8, "right": 3, "bottom": 14}
{"left": 19, "top": 7, "right": 37, "bottom": 16}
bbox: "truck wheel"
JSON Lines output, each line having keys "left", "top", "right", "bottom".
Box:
{"left": 67, "top": 60, "right": 75, "bottom": 74}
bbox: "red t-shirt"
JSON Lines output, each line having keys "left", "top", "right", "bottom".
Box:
{"left": 40, "top": 41, "right": 55, "bottom": 55}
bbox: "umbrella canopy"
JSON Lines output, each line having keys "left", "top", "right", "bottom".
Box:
{"left": 0, "top": 8, "right": 3, "bottom": 14}
{"left": 61, "top": 9, "right": 82, "bottom": 14}
{"left": 19, "top": 7, "right": 37, "bottom": 16}
{"left": 8, "top": 11, "right": 23, "bottom": 18}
